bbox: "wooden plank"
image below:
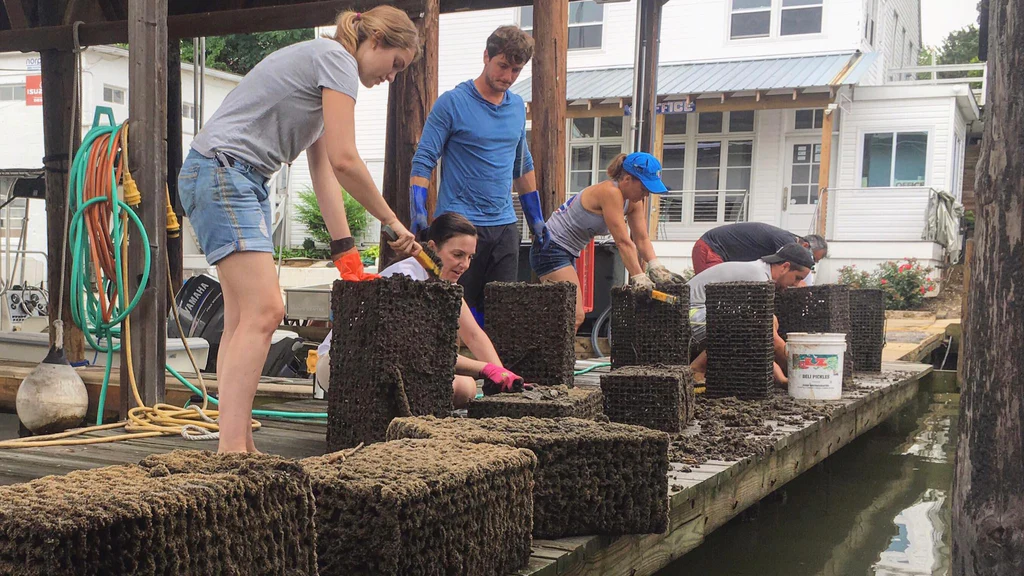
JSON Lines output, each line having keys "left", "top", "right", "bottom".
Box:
{"left": 379, "top": 0, "right": 438, "bottom": 268}
{"left": 0, "top": 0, "right": 535, "bottom": 53}
{"left": 166, "top": 37, "right": 185, "bottom": 293}
{"left": 957, "top": 238, "right": 973, "bottom": 388}
{"left": 39, "top": 0, "right": 86, "bottom": 361}
{"left": 123, "top": 0, "right": 168, "bottom": 415}
{"left": 1, "top": 0, "right": 28, "bottom": 28}
{"left": 647, "top": 114, "right": 665, "bottom": 239}
{"left": 816, "top": 108, "right": 834, "bottom": 236}
{"left": 530, "top": 0, "right": 568, "bottom": 217}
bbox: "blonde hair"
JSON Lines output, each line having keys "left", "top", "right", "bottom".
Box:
{"left": 330, "top": 6, "right": 422, "bottom": 61}
{"left": 606, "top": 153, "right": 628, "bottom": 180}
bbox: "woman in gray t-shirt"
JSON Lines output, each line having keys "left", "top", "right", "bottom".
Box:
{"left": 178, "top": 6, "right": 421, "bottom": 454}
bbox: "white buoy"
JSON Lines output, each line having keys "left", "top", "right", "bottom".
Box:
{"left": 16, "top": 321, "right": 89, "bottom": 434}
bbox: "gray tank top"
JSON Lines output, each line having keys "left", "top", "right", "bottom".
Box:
{"left": 547, "top": 189, "right": 629, "bottom": 255}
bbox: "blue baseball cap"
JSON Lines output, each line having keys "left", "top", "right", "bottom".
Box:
{"left": 622, "top": 152, "right": 668, "bottom": 194}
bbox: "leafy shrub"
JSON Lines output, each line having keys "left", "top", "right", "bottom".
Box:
{"left": 876, "top": 259, "right": 937, "bottom": 310}
{"left": 293, "top": 187, "right": 368, "bottom": 246}
{"left": 837, "top": 265, "right": 878, "bottom": 289}
{"left": 360, "top": 244, "right": 380, "bottom": 267}
{"left": 837, "top": 259, "right": 936, "bottom": 310}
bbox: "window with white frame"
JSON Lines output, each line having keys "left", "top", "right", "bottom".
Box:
{"left": 864, "top": 0, "right": 876, "bottom": 45}
{"left": 951, "top": 134, "right": 965, "bottom": 200}
{"left": 0, "top": 84, "right": 26, "bottom": 101}
{"left": 652, "top": 112, "right": 756, "bottom": 226}
{"left": 567, "top": 116, "right": 624, "bottom": 195}
{"left": 103, "top": 85, "right": 126, "bottom": 105}
{"left": 861, "top": 131, "right": 928, "bottom": 187}
{"left": 730, "top": 0, "right": 822, "bottom": 40}
{"left": 520, "top": 1, "right": 603, "bottom": 50}
{"left": 795, "top": 109, "right": 824, "bottom": 130}
{"left": 182, "top": 102, "right": 196, "bottom": 120}
{"left": 780, "top": 0, "right": 823, "bottom": 36}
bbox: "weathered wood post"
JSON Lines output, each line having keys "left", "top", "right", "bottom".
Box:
{"left": 530, "top": 0, "right": 567, "bottom": 217}
{"left": 122, "top": 0, "right": 168, "bottom": 415}
{"left": 952, "top": 0, "right": 1024, "bottom": 573}
{"left": 380, "top": 0, "right": 439, "bottom": 268}
{"left": 39, "top": 0, "right": 85, "bottom": 361}
{"left": 166, "top": 38, "right": 184, "bottom": 293}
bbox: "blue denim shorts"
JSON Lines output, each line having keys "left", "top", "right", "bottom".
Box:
{"left": 178, "top": 149, "right": 273, "bottom": 265}
{"left": 529, "top": 240, "right": 578, "bottom": 277}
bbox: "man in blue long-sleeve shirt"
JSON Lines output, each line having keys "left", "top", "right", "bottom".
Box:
{"left": 409, "top": 25, "right": 546, "bottom": 324}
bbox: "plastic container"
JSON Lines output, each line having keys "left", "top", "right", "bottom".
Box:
{"left": 786, "top": 332, "right": 847, "bottom": 401}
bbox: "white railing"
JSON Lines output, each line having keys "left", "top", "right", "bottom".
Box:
{"left": 886, "top": 62, "right": 987, "bottom": 106}
{"left": 654, "top": 189, "right": 750, "bottom": 241}
{"left": 827, "top": 187, "right": 940, "bottom": 242}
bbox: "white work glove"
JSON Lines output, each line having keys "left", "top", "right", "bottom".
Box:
{"left": 630, "top": 272, "right": 656, "bottom": 290}
{"left": 646, "top": 258, "right": 686, "bottom": 284}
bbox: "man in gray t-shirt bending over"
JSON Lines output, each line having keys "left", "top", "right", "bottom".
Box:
{"left": 687, "top": 243, "right": 814, "bottom": 385}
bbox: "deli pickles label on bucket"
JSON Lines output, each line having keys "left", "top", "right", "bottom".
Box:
{"left": 792, "top": 354, "right": 840, "bottom": 374}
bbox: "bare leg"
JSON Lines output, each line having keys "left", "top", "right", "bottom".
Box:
{"left": 773, "top": 316, "right": 788, "bottom": 376}
{"left": 214, "top": 252, "right": 284, "bottom": 454}
{"left": 690, "top": 351, "right": 707, "bottom": 375}
{"left": 214, "top": 282, "right": 259, "bottom": 452}
{"left": 452, "top": 376, "right": 478, "bottom": 408}
{"left": 539, "top": 266, "right": 585, "bottom": 333}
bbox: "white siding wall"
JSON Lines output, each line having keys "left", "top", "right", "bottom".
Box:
{"left": 0, "top": 48, "right": 240, "bottom": 284}
{"left": 831, "top": 86, "right": 955, "bottom": 242}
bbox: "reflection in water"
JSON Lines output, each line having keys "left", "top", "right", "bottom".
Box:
{"left": 657, "top": 392, "right": 958, "bottom": 576}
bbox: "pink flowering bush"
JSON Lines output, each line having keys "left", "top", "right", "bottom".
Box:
{"left": 837, "top": 260, "right": 936, "bottom": 310}
{"left": 876, "top": 259, "right": 937, "bottom": 310}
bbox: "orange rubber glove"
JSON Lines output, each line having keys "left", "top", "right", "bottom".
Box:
{"left": 334, "top": 248, "right": 380, "bottom": 282}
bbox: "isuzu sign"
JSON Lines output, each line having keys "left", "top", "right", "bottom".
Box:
{"left": 26, "top": 75, "right": 42, "bottom": 106}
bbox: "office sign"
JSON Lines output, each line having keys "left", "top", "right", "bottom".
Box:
{"left": 623, "top": 101, "right": 696, "bottom": 116}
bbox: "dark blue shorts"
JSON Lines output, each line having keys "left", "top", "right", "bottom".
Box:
{"left": 529, "top": 240, "right": 578, "bottom": 277}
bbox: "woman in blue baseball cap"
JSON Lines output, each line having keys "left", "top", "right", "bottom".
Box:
{"left": 529, "top": 151, "right": 686, "bottom": 332}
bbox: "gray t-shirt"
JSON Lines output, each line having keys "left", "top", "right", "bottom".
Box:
{"left": 191, "top": 38, "right": 360, "bottom": 177}
{"left": 687, "top": 260, "right": 773, "bottom": 340}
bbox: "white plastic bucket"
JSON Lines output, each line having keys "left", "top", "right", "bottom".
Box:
{"left": 786, "top": 332, "right": 847, "bottom": 401}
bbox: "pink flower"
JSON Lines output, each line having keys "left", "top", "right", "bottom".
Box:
{"left": 919, "top": 287, "right": 926, "bottom": 294}
{"left": 899, "top": 264, "right": 912, "bottom": 272}
{"left": 880, "top": 279, "right": 888, "bottom": 285}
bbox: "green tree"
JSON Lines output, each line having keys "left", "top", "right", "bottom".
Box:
{"left": 181, "top": 30, "right": 315, "bottom": 76}
{"left": 937, "top": 25, "right": 981, "bottom": 65}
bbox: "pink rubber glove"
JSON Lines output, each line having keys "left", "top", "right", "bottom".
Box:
{"left": 480, "top": 363, "right": 531, "bottom": 395}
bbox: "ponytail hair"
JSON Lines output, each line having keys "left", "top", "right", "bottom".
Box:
{"left": 606, "top": 153, "right": 628, "bottom": 180}
{"left": 330, "top": 6, "right": 422, "bottom": 61}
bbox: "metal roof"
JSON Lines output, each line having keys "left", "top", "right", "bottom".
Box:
{"left": 512, "top": 52, "right": 877, "bottom": 103}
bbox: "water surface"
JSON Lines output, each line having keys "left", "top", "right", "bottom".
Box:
{"left": 658, "top": 391, "right": 957, "bottom": 576}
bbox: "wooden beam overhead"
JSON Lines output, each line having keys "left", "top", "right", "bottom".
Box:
{"left": 0, "top": 0, "right": 535, "bottom": 53}
{"left": 1, "top": 0, "right": 29, "bottom": 28}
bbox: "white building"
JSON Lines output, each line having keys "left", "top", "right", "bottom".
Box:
{"left": 1, "top": 0, "right": 981, "bottom": 290}
{"left": 289, "top": 0, "right": 981, "bottom": 284}
{"left": 0, "top": 45, "right": 242, "bottom": 286}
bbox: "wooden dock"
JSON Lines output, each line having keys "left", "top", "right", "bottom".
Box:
{"left": 519, "top": 360, "right": 932, "bottom": 576}
{"left": 0, "top": 359, "right": 931, "bottom": 576}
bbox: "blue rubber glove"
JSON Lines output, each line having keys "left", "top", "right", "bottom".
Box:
{"left": 410, "top": 185, "right": 429, "bottom": 235}
{"left": 518, "top": 190, "right": 550, "bottom": 249}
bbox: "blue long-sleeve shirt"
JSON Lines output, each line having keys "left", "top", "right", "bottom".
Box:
{"left": 411, "top": 80, "right": 534, "bottom": 227}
